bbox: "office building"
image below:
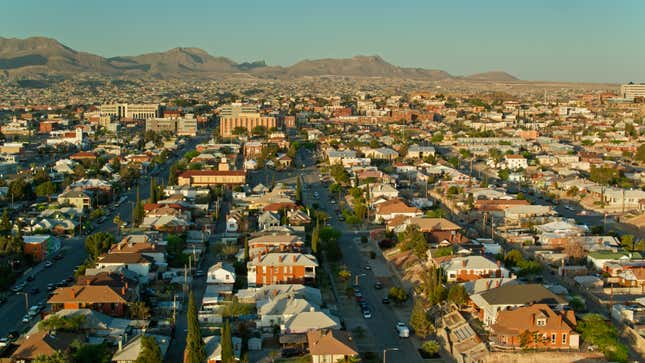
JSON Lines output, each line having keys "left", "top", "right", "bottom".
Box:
{"left": 145, "top": 116, "right": 198, "bottom": 136}
{"left": 100, "top": 103, "right": 160, "bottom": 119}
{"left": 219, "top": 103, "right": 258, "bottom": 117}
{"left": 620, "top": 83, "right": 645, "bottom": 100}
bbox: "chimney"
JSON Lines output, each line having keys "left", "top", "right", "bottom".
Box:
{"left": 496, "top": 260, "right": 501, "bottom": 267}
{"left": 121, "top": 286, "right": 126, "bottom": 296}
{"left": 486, "top": 280, "right": 491, "bottom": 289}
{"left": 531, "top": 313, "right": 535, "bottom": 326}
{"left": 292, "top": 255, "right": 297, "bottom": 263}
{"left": 461, "top": 259, "right": 467, "bottom": 268}
{"left": 118, "top": 337, "right": 123, "bottom": 351}
{"left": 495, "top": 280, "right": 500, "bottom": 288}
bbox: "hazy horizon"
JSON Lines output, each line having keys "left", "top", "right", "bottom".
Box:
{"left": 1, "top": 0, "right": 644, "bottom": 83}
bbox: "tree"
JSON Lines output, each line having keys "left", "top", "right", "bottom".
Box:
{"left": 0, "top": 209, "right": 11, "bottom": 233}
{"left": 620, "top": 234, "right": 635, "bottom": 251}
{"left": 409, "top": 299, "right": 433, "bottom": 338}
{"left": 85, "top": 232, "right": 115, "bottom": 259}
{"left": 338, "top": 267, "right": 351, "bottom": 282}
{"left": 577, "top": 313, "right": 628, "bottom": 363}
{"left": 149, "top": 178, "right": 159, "bottom": 203}
{"left": 636, "top": 143, "right": 645, "bottom": 162}
{"left": 33, "top": 352, "right": 69, "bottom": 363}
{"left": 422, "top": 266, "right": 446, "bottom": 305}
{"left": 498, "top": 168, "right": 510, "bottom": 181}
{"left": 168, "top": 163, "right": 179, "bottom": 185}
{"left": 232, "top": 126, "right": 248, "bottom": 136}
{"left": 133, "top": 186, "right": 144, "bottom": 226}
{"left": 397, "top": 224, "right": 427, "bottom": 259}
{"left": 447, "top": 284, "right": 468, "bottom": 307}
{"left": 73, "top": 342, "right": 111, "bottom": 363}
{"left": 504, "top": 250, "right": 523, "bottom": 267}
{"left": 564, "top": 240, "right": 586, "bottom": 260}
{"left": 330, "top": 164, "right": 350, "bottom": 184}
{"left": 185, "top": 291, "right": 206, "bottom": 363}
{"left": 220, "top": 320, "right": 234, "bottom": 363}
{"left": 311, "top": 223, "right": 320, "bottom": 254}
{"left": 35, "top": 181, "right": 57, "bottom": 200}
{"left": 251, "top": 125, "right": 268, "bottom": 137}
{"left": 388, "top": 287, "right": 408, "bottom": 304}
{"left": 129, "top": 301, "right": 151, "bottom": 320}
{"left": 421, "top": 340, "right": 440, "bottom": 357}
{"left": 38, "top": 315, "right": 86, "bottom": 332}
{"left": 136, "top": 336, "right": 162, "bottom": 363}
{"left": 295, "top": 177, "right": 302, "bottom": 204}
{"left": 8, "top": 177, "right": 34, "bottom": 201}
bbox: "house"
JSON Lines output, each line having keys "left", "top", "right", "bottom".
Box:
{"left": 503, "top": 154, "right": 528, "bottom": 170}
{"left": 109, "top": 235, "right": 166, "bottom": 265}
{"left": 363, "top": 147, "right": 398, "bottom": 160}
{"left": 282, "top": 311, "right": 341, "bottom": 334}
{"left": 368, "top": 183, "right": 399, "bottom": 200}
{"left": 111, "top": 334, "right": 171, "bottom": 363}
{"left": 48, "top": 285, "right": 128, "bottom": 317}
{"left": 587, "top": 251, "right": 642, "bottom": 271}
{"left": 490, "top": 304, "right": 579, "bottom": 349}
{"left": 247, "top": 252, "right": 317, "bottom": 287}
{"left": 470, "top": 284, "right": 568, "bottom": 326}
{"left": 257, "top": 295, "right": 319, "bottom": 328}
{"left": 374, "top": 199, "right": 422, "bottom": 222}
{"left": 57, "top": 190, "right": 92, "bottom": 210}
{"left": 248, "top": 234, "right": 304, "bottom": 258}
{"left": 258, "top": 211, "right": 281, "bottom": 230}
{"left": 307, "top": 329, "right": 359, "bottom": 363}
{"left": 440, "top": 256, "right": 510, "bottom": 282}
{"left": 11, "top": 331, "right": 81, "bottom": 362}
{"left": 207, "top": 262, "right": 236, "bottom": 285}
{"left": 204, "top": 335, "right": 242, "bottom": 362}
{"left": 287, "top": 209, "right": 312, "bottom": 226}
{"left": 277, "top": 154, "right": 293, "bottom": 168}
{"left": 438, "top": 309, "right": 488, "bottom": 363}
{"left": 236, "top": 284, "right": 322, "bottom": 306}
{"left": 23, "top": 234, "right": 60, "bottom": 262}
{"left": 406, "top": 144, "right": 435, "bottom": 159}
{"left": 95, "top": 253, "right": 153, "bottom": 283}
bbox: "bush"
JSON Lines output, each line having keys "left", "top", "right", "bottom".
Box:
{"left": 388, "top": 287, "right": 408, "bottom": 304}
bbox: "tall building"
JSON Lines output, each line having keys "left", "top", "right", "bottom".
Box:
{"left": 100, "top": 103, "right": 160, "bottom": 119}
{"left": 145, "top": 116, "right": 198, "bottom": 136}
{"left": 220, "top": 115, "right": 276, "bottom": 137}
{"left": 620, "top": 83, "right": 645, "bottom": 100}
{"left": 219, "top": 102, "right": 258, "bottom": 117}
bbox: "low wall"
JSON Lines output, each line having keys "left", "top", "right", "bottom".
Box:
{"left": 486, "top": 351, "right": 605, "bottom": 363}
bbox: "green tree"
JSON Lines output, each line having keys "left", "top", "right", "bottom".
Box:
{"left": 504, "top": 250, "right": 524, "bottom": 267}
{"left": 136, "top": 336, "right": 162, "bottom": 363}
{"left": 311, "top": 223, "right": 320, "bottom": 254}
{"left": 33, "top": 352, "right": 69, "bottom": 363}
{"left": 251, "top": 125, "right": 268, "bottom": 137}
{"left": 447, "top": 284, "right": 468, "bottom": 306}
{"left": 35, "top": 181, "right": 57, "bottom": 200}
{"left": 185, "top": 291, "right": 206, "bottom": 363}
{"left": 149, "top": 178, "right": 159, "bottom": 203}
{"left": 220, "top": 320, "right": 234, "bottom": 363}
{"left": 388, "top": 286, "right": 409, "bottom": 304}
{"left": 620, "top": 234, "right": 635, "bottom": 251}
{"left": 85, "top": 232, "right": 115, "bottom": 259}
{"left": 232, "top": 126, "right": 248, "bottom": 136}
{"left": 422, "top": 266, "right": 446, "bottom": 305}
{"left": 129, "top": 301, "right": 151, "bottom": 320}
{"left": 577, "top": 314, "right": 628, "bottom": 363}
{"left": 295, "top": 177, "right": 302, "bottom": 204}
{"left": 0, "top": 209, "right": 11, "bottom": 233}
{"left": 73, "top": 342, "right": 111, "bottom": 363}
{"left": 330, "top": 164, "right": 350, "bottom": 184}
{"left": 498, "top": 168, "right": 510, "bottom": 181}
{"left": 168, "top": 163, "right": 179, "bottom": 185}
{"left": 8, "top": 177, "right": 34, "bottom": 201}
{"left": 421, "top": 340, "right": 440, "bottom": 356}
{"left": 636, "top": 143, "right": 645, "bottom": 162}
{"left": 409, "top": 299, "right": 433, "bottom": 338}
{"left": 133, "top": 186, "right": 144, "bottom": 226}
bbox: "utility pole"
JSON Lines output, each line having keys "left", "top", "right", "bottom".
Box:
{"left": 22, "top": 292, "right": 29, "bottom": 312}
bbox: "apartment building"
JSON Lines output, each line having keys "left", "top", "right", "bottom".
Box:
{"left": 220, "top": 115, "right": 276, "bottom": 137}
{"left": 177, "top": 170, "right": 246, "bottom": 187}
{"left": 219, "top": 102, "right": 258, "bottom": 117}
{"left": 247, "top": 252, "right": 318, "bottom": 287}
{"left": 100, "top": 103, "right": 159, "bottom": 119}
{"left": 620, "top": 83, "right": 645, "bottom": 100}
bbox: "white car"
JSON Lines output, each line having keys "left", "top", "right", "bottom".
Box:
{"left": 0, "top": 337, "right": 9, "bottom": 347}
{"left": 21, "top": 315, "right": 30, "bottom": 323}
{"left": 396, "top": 322, "right": 410, "bottom": 338}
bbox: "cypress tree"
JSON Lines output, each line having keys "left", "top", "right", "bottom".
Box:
{"left": 221, "top": 319, "right": 234, "bottom": 363}
{"left": 185, "top": 291, "right": 206, "bottom": 363}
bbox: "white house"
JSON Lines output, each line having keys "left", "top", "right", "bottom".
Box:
{"left": 257, "top": 295, "right": 319, "bottom": 328}
{"left": 207, "top": 262, "right": 236, "bottom": 285}
{"left": 503, "top": 154, "right": 528, "bottom": 170}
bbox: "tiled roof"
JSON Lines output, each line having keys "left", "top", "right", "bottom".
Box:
{"left": 492, "top": 304, "right": 576, "bottom": 335}
{"left": 307, "top": 329, "right": 358, "bottom": 356}
{"left": 48, "top": 285, "right": 127, "bottom": 304}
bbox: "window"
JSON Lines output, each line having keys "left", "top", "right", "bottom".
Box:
{"left": 536, "top": 318, "right": 546, "bottom": 326}
{"left": 551, "top": 333, "right": 556, "bottom": 344}
{"left": 562, "top": 333, "right": 567, "bottom": 344}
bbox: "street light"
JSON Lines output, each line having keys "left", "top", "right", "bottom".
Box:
{"left": 383, "top": 347, "right": 399, "bottom": 363}
{"left": 354, "top": 273, "right": 366, "bottom": 287}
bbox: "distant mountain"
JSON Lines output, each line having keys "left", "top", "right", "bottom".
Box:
{"left": 464, "top": 71, "right": 519, "bottom": 82}
{"left": 0, "top": 36, "right": 117, "bottom": 76}
{"left": 0, "top": 36, "right": 518, "bottom": 82}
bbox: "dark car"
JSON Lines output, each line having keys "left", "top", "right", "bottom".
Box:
{"left": 28, "top": 287, "right": 40, "bottom": 294}
{"left": 382, "top": 297, "right": 390, "bottom": 304}
{"left": 7, "top": 331, "right": 19, "bottom": 340}
{"left": 53, "top": 253, "right": 64, "bottom": 261}
{"left": 374, "top": 281, "right": 383, "bottom": 289}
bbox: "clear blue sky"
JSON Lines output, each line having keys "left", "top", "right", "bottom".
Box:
{"left": 2, "top": 0, "right": 643, "bottom": 83}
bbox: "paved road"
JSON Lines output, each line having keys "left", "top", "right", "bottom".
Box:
{"left": 296, "top": 153, "right": 419, "bottom": 361}
{"left": 0, "top": 136, "right": 206, "bottom": 339}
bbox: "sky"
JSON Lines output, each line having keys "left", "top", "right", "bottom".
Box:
{"left": 1, "top": 0, "right": 644, "bottom": 83}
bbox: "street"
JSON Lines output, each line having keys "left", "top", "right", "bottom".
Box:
{"left": 0, "top": 135, "right": 207, "bottom": 338}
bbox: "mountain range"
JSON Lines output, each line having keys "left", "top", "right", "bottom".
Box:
{"left": 0, "top": 36, "right": 519, "bottom": 82}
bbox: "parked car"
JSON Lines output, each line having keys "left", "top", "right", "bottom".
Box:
{"left": 362, "top": 308, "right": 372, "bottom": 319}
{"left": 21, "top": 315, "right": 30, "bottom": 323}
{"left": 44, "top": 261, "right": 53, "bottom": 268}
{"left": 53, "top": 253, "right": 64, "bottom": 261}
{"left": 7, "top": 331, "right": 19, "bottom": 340}
{"left": 382, "top": 297, "right": 390, "bottom": 304}
{"left": 0, "top": 338, "right": 9, "bottom": 347}
{"left": 374, "top": 281, "right": 383, "bottom": 289}
{"left": 396, "top": 322, "right": 410, "bottom": 338}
